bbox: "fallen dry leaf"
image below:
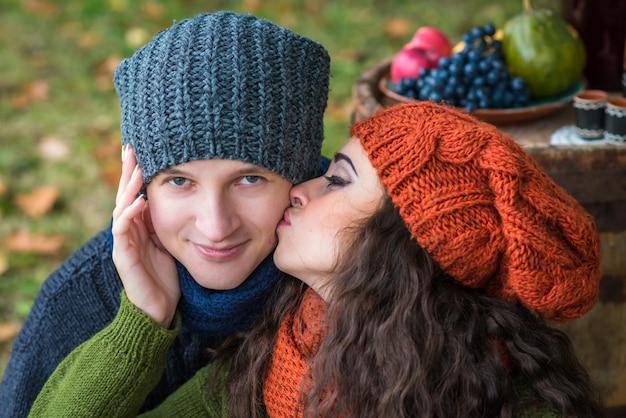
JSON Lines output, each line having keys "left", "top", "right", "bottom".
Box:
{"left": 0, "top": 252, "right": 8, "bottom": 275}
{"left": 385, "top": 17, "right": 414, "bottom": 40}
{"left": 243, "top": 0, "right": 261, "bottom": 12}
{"left": 95, "top": 55, "right": 123, "bottom": 91}
{"left": 95, "top": 132, "right": 122, "bottom": 187}
{"left": 325, "top": 100, "right": 352, "bottom": 122}
{"left": 59, "top": 21, "right": 80, "bottom": 39}
{"left": 14, "top": 185, "right": 60, "bottom": 219}
{"left": 95, "top": 133, "right": 122, "bottom": 160}
{"left": 142, "top": 2, "right": 165, "bottom": 19}
{"left": 24, "top": 0, "right": 57, "bottom": 16}
{"left": 38, "top": 136, "right": 70, "bottom": 161}
{"left": 0, "top": 322, "right": 21, "bottom": 343}
{"left": 96, "top": 55, "right": 122, "bottom": 78}
{"left": 78, "top": 31, "right": 102, "bottom": 50}
{"left": 4, "top": 231, "right": 65, "bottom": 255}
{"left": 26, "top": 80, "right": 48, "bottom": 101}
{"left": 101, "top": 160, "right": 123, "bottom": 188}
{"left": 10, "top": 80, "right": 50, "bottom": 110}
{"left": 0, "top": 176, "right": 6, "bottom": 197}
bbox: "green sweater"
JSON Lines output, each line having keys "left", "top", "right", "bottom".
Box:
{"left": 28, "top": 292, "right": 229, "bottom": 417}
{"left": 29, "top": 293, "right": 560, "bottom": 418}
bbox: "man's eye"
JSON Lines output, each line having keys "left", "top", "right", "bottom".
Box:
{"left": 241, "top": 175, "right": 261, "bottom": 185}
{"left": 169, "top": 177, "right": 188, "bottom": 186}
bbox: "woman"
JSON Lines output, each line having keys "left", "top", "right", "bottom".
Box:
{"left": 30, "top": 102, "right": 605, "bottom": 417}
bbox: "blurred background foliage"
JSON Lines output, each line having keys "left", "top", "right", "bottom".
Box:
{"left": 0, "top": 0, "right": 560, "bottom": 375}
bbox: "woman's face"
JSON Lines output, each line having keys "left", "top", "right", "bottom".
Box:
{"left": 275, "top": 137, "right": 384, "bottom": 299}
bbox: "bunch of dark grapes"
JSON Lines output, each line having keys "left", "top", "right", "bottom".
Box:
{"left": 394, "top": 24, "right": 531, "bottom": 112}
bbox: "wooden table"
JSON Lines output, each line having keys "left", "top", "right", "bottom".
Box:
{"left": 352, "top": 58, "right": 626, "bottom": 413}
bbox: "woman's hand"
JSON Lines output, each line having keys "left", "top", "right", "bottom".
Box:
{"left": 111, "top": 146, "right": 180, "bottom": 328}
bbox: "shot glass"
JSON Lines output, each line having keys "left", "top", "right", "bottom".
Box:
{"left": 573, "top": 90, "right": 608, "bottom": 139}
{"left": 604, "top": 97, "right": 626, "bottom": 144}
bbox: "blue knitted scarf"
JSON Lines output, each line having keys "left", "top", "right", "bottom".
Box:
{"left": 176, "top": 256, "right": 280, "bottom": 337}
{"left": 106, "top": 224, "right": 280, "bottom": 338}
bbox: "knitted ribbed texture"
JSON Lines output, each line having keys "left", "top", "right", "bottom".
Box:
{"left": 28, "top": 291, "right": 180, "bottom": 417}
{"left": 263, "top": 288, "right": 327, "bottom": 417}
{"left": 28, "top": 293, "right": 232, "bottom": 417}
{"left": 353, "top": 102, "right": 601, "bottom": 322}
{"left": 176, "top": 255, "right": 280, "bottom": 337}
{"left": 114, "top": 12, "right": 330, "bottom": 185}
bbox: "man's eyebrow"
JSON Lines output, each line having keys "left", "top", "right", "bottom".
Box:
{"left": 158, "top": 165, "right": 275, "bottom": 177}
{"left": 228, "top": 166, "right": 275, "bottom": 176}
{"left": 158, "top": 167, "right": 185, "bottom": 175}
{"left": 333, "top": 152, "right": 358, "bottom": 176}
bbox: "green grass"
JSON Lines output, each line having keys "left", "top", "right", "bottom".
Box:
{"left": 0, "top": 0, "right": 562, "bottom": 376}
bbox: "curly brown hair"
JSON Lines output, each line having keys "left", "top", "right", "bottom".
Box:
{"left": 214, "top": 197, "right": 605, "bottom": 417}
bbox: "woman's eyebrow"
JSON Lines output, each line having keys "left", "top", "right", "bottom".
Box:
{"left": 333, "top": 152, "right": 358, "bottom": 176}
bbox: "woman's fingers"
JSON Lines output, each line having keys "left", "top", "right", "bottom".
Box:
{"left": 113, "top": 162, "right": 144, "bottom": 223}
{"left": 115, "top": 147, "right": 142, "bottom": 206}
{"left": 109, "top": 147, "right": 179, "bottom": 327}
{"left": 115, "top": 146, "right": 133, "bottom": 203}
{"left": 111, "top": 192, "right": 147, "bottom": 241}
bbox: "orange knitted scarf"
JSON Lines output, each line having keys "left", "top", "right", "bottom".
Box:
{"left": 263, "top": 288, "right": 328, "bottom": 418}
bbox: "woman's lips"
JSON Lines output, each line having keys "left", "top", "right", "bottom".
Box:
{"left": 277, "top": 209, "right": 291, "bottom": 228}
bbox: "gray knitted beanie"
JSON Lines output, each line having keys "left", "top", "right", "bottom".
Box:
{"left": 113, "top": 12, "right": 330, "bottom": 185}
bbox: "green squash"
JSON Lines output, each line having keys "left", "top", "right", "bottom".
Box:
{"left": 502, "top": 0, "right": 585, "bottom": 100}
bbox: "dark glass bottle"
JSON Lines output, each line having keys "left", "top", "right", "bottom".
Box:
{"left": 561, "top": 0, "right": 626, "bottom": 91}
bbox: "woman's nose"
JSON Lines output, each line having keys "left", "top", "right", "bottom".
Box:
{"left": 289, "top": 177, "right": 320, "bottom": 207}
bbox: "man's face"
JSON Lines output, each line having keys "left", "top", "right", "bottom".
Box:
{"left": 146, "top": 159, "right": 291, "bottom": 290}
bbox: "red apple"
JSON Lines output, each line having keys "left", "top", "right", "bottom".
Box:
{"left": 390, "top": 26, "right": 452, "bottom": 84}
{"left": 405, "top": 26, "right": 452, "bottom": 57}
{"left": 390, "top": 47, "right": 440, "bottom": 84}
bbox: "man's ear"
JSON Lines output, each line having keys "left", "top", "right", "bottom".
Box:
{"left": 142, "top": 200, "right": 155, "bottom": 235}
{"left": 142, "top": 203, "right": 167, "bottom": 251}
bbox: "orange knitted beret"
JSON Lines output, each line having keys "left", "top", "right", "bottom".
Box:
{"left": 352, "top": 102, "right": 601, "bottom": 322}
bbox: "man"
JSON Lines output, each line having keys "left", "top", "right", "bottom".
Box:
{"left": 0, "top": 12, "right": 330, "bottom": 416}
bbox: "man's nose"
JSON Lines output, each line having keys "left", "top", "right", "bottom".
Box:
{"left": 194, "top": 192, "right": 241, "bottom": 242}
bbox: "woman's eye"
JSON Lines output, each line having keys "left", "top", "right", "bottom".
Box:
{"left": 169, "top": 177, "right": 188, "bottom": 186}
{"left": 324, "top": 175, "right": 350, "bottom": 187}
{"left": 240, "top": 175, "right": 262, "bottom": 185}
